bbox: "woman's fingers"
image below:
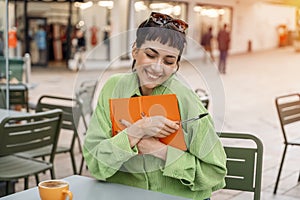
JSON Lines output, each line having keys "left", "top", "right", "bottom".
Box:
{"left": 163, "top": 118, "right": 180, "bottom": 131}
{"left": 126, "top": 116, "right": 180, "bottom": 138}
{"left": 119, "top": 119, "right": 132, "bottom": 127}
{"left": 151, "top": 117, "right": 180, "bottom": 138}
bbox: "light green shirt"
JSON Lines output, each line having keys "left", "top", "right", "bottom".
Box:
{"left": 83, "top": 72, "right": 227, "bottom": 200}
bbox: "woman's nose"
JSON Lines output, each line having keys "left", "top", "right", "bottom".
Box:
{"left": 152, "top": 62, "right": 163, "bottom": 72}
{"left": 151, "top": 59, "right": 163, "bottom": 71}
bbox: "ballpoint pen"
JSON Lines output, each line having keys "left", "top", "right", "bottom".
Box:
{"left": 181, "top": 113, "right": 208, "bottom": 124}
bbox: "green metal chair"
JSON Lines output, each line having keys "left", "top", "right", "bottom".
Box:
{"left": 75, "top": 79, "right": 98, "bottom": 174}
{"left": 219, "top": 132, "right": 264, "bottom": 200}
{"left": 0, "top": 57, "right": 24, "bottom": 83}
{"left": 19, "top": 95, "right": 83, "bottom": 175}
{"left": 273, "top": 93, "right": 300, "bottom": 194}
{"left": 0, "top": 83, "right": 29, "bottom": 112}
{"left": 0, "top": 109, "right": 63, "bottom": 195}
{"left": 75, "top": 79, "right": 97, "bottom": 130}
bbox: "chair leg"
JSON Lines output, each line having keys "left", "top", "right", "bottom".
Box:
{"left": 273, "top": 145, "right": 288, "bottom": 194}
{"left": 5, "top": 181, "right": 9, "bottom": 195}
{"left": 79, "top": 156, "right": 85, "bottom": 175}
{"left": 70, "top": 151, "right": 77, "bottom": 175}
{"left": 35, "top": 174, "right": 40, "bottom": 186}
{"left": 5, "top": 180, "right": 16, "bottom": 195}
{"left": 24, "top": 177, "right": 29, "bottom": 189}
{"left": 50, "top": 169, "right": 56, "bottom": 179}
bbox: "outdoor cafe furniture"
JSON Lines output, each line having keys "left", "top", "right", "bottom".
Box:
{"left": 75, "top": 79, "right": 98, "bottom": 174}
{"left": 20, "top": 79, "right": 98, "bottom": 175}
{"left": 0, "top": 57, "right": 24, "bottom": 83}
{"left": 0, "top": 175, "right": 189, "bottom": 200}
{"left": 273, "top": 93, "right": 300, "bottom": 194}
{"left": 18, "top": 95, "right": 83, "bottom": 175}
{"left": 0, "top": 55, "right": 33, "bottom": 112}
{"left": 0, "top": 109, "right": 63, "bottom": 195}
{"left": 0, "top": 55, "right": 31, "bottom": 85}
{"left": 219, "top": 132, "right": 263, "bottom": 200}
{"left": 0, "top": 83, "right": 29, "bottom": 112}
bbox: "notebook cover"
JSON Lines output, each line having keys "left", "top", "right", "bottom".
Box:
{"left": 109, "top": 94, "right": 187, "bottom": 151}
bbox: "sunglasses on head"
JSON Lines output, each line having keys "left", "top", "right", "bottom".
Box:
{"left": 146, "top": 12, "right": 188, "bottom": 33}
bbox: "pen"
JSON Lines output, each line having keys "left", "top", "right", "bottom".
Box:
{"left": 181, "top": 113, "right": 208, "bottom": 124}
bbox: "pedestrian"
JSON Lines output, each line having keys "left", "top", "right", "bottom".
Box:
{"left": 103, "top": 22, "right": 111, "bottom": 60}
{"left": 35, "top": 25, "right": 47, "bottom": 64}
{"left": 76, "top": 29, "right": 86, "bottom": 51}
{"left": 83, "top": 12, "right": 227, "bottom": 200}
{"left": 73, "top": 29, "right": 86, "bottom": 71}
{"left": 217, "top": 24, "right": 230, "bottom": 74}
{"left": 201, "top": 26, "right": 214, "bottom": 61}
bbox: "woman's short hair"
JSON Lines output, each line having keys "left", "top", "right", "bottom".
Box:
{"left": 131, "top": 15, "right": 188, "bottom": 71}
{"left": 135, "top": 20, "right": 187, "bottom": 56}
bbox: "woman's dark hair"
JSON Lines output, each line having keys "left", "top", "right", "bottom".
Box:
{"left": 132, "top": 18, "right": 187, "bottom": 70}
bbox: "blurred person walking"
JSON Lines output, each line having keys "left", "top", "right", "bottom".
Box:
{"left": 35, "top": 25, "right": 47, "bottom": 64}
{"left": 201, "top": 26, "right": 214, "bottom": 61}
{"left": 217, "top": 24, "right": 230, "bottom": 74}
{"left": 73, "top": 29, "right": 86, "bottom": 71}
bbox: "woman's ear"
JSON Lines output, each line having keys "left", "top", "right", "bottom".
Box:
{"left": 132, "top": 42, "right": 138, "bottom": 59}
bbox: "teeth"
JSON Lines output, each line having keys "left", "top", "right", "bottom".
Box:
{"left": 148, "top": 73, "right": 159, "bottom": 79}
{"left": 145, "top": 70, "right": 160, "bottom": 79}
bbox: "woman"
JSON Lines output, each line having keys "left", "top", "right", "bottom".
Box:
{"left": 83, "top": 12, "right": 227, "bottom": 200}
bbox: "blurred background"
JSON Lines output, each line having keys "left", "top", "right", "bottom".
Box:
{"left": 0, "top": 0, "right": 299, "bottom": 70}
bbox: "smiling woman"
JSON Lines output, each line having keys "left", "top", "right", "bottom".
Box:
{"left": 132, "top": 41, "right": 180, "bottom": 96}
{"left": 83, "top": 12, "right": 227, "bottom": 200}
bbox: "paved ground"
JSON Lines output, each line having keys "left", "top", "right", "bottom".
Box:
{"left": 8, "top": 46, "right": 300, "bottom": 199}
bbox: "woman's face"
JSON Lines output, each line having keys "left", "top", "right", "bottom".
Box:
{"left": 132, "top": 40, "right": 180, "bottom": 95}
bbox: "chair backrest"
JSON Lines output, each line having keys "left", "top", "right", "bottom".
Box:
{"left": 0, "top": 83, "right": 29, "bottom": 111}
{"left": 0, "top": 109, "right": 63, "bottom": 163}
{"left": 275, "top": 93, "right": 300, "bottom": 143}
{"left": 76, "top": 80, "right": 97, "bottom": 116}
{"left": 75, "top": 80, "right": 97, "bottom": 130}
{"left": 0, "top": 57, "right": 24, "bottom": 82}
{"left": 219, "top": 132, "right": 263, "bottom": 200}
{"left": 35, "top": 95, "right": 81, "bottom": 131}
{"left": 0, "top": 88, "right": 5, "bottom": 108}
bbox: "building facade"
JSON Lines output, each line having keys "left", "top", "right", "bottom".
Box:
{"left": 0, "top": 0, "right": 297, "bottom": 69}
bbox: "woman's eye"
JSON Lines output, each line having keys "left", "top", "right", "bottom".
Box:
{"left": 164, "top": 60, "right": 175, "bottom": 65}
{"left": 146, "top": 53, "right": 155, "bottom": 58}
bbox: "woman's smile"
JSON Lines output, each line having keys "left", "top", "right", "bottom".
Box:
{"left": 143, "top": 65, "right": 163, "bottom": 80}
{"left": 132, "top": 40, "right": 179, "bottom": 95}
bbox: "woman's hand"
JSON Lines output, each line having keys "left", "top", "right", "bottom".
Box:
{"left": 120, "top": 116, "right": 179, "bottom": 147}
{"left": 123, "top": 115, "right": 179, "bottom": 136}
{"left": 127, "top": 116, "right": 179, "bottom": 138}
{"left": 137, "top": 137, "right": 168, "bottom": 160}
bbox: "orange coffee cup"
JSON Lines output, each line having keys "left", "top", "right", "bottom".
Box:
{"left": 38, "top": 180, "right": 73, "bottom": 200}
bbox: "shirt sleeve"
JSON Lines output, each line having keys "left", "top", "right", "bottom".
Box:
{"left": 162, "top": 86, "right": 227, "bottom": 191}
{"left": 83, "top": 77, "right": 139, "bottom": 181}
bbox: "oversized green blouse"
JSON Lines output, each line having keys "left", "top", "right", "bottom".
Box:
{"left": 83, "top": 72, "right": 227, "bottom": 200}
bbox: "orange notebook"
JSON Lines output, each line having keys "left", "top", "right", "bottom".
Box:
{"left": 109, "top": 94, "right": 187, "bottom": 151}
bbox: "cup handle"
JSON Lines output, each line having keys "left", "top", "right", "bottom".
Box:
{"left": 62, "top": 189, "right": 73, "bottom": 200}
